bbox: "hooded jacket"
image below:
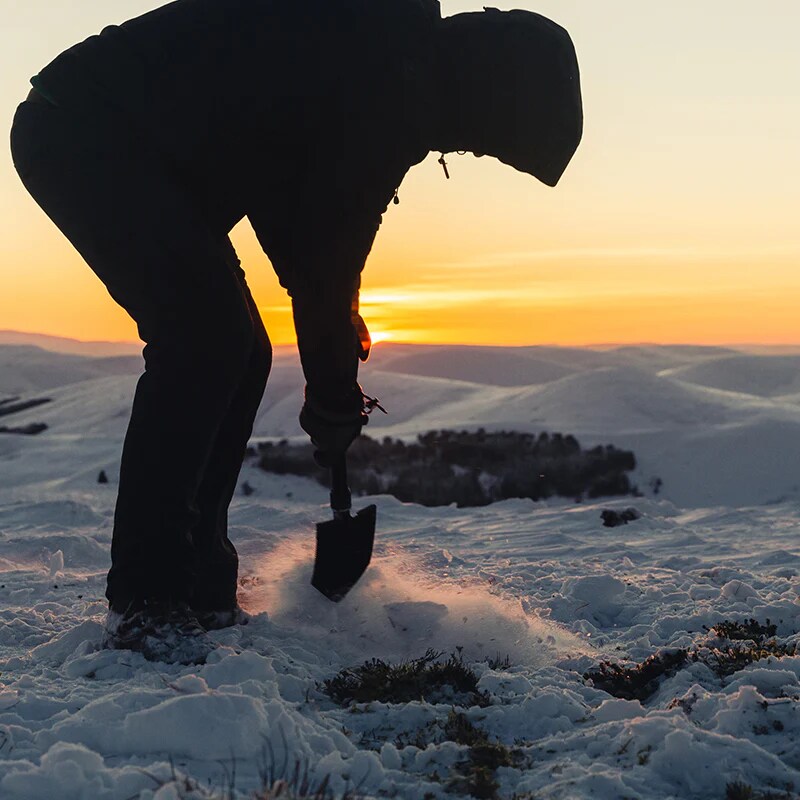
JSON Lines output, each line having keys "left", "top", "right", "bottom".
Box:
{"left": 37, "top": 0, "right": 441, "bottom": 297}
{"left": 36, "top": 0, "right": 443, "bottom": 404}
{"left": 34, "top": 0, "right": 581, "bottom": 409}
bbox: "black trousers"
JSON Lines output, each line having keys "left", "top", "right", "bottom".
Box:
{"left": 11, "top": 100, "right": 272, "bottom": 612}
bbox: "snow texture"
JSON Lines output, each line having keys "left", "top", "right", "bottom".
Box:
{"left": 1, "top": 338, "right": 799, "bottom": 799}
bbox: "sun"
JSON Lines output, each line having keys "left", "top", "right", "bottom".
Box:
{"left": 369, "top": 329, "right": 393, "bottom": 345}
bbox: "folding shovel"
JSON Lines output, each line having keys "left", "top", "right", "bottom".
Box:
{"left": 311, "top": 452, "right": 376, "bottom": 602}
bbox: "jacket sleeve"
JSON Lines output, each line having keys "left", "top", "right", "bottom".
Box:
{"left": 248, "top": 198, "right": 382, "bottom": 410}
{"left": 243, "top": 0, "right": 435, "bottom": 407}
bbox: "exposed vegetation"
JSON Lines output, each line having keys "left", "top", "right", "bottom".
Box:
{"left": 586, "top": 619, "right": 799, "bottom": 703}
{"left": 377, "top": 710, "right": 523, "bottom": 800}
{"left": 700, "top": 641, "right": 798, "bottom": 679}
{"left": 324, "top": 652, "right": 530, "bottom": 799}
{"left": 707, "top": 618, "right": 778, "bottom": 642}
{"left": 152, "top": 755, "right": 362, "bottom": 799}
{"left": 255, "top": 429, "right": 639, "bottom": 507}
{"left": 443, "top": 711, "right": 524, "bottom": 800}
{"left": 725, "top": 781, "right": 796, "bottom": 800}
{"left": 0, "top": 396, "right": 51, "bottom": 418}
{"left": 584, "top": 649, "right": 689, "bottom": 702}
{"left": 0, "top": 396, "right": 50, "bottom": 435}
{"left": 600, "top": 507, "right": 641, "bottom": 528}
{"left": 486, "top": 654, "right": 513, "bottom": 671}
{"left": 323, "top": 649, "right": 490, "bottom": 708}
{"left": 252, "top": 763, "right": 362, "bottom": 800}
{"left": 0, "top": 422, "right": 48, "bottom": 435}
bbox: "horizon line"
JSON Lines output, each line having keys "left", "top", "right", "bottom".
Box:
{"left": 3, "top": 328, "right": 800, "bottom": 351}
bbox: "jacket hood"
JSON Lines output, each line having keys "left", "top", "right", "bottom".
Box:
{"left": 441, "top": 8, "right": 583, "bottom": 186}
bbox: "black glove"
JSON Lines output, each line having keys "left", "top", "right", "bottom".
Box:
{"left": 299, "top": 386, "right": 368, "bottom": 467}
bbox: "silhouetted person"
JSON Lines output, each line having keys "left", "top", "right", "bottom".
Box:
{"left": 10, "top": 0, "right": 582, "bottom": 663}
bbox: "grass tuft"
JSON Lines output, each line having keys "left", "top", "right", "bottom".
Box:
{"left": 707, "top": 618, "right": 778, "bottom": 642}
{"left": 586, "top": 620, "right": 797, "bottom": 702}
{"left": 700, "top": 641, "right": 797, "bottom": 679}
{"left": 442, "top": 711, "right": 523, "bottom": 800}
{"left": 486, "top": 653, "right": 513, "bottom": 671}
{"left": 143, "top": 749, "right": 362, "bottom": 800}
{"left": 725, "top": 781, "right": 796, "bottom": 800}
{"left": 323, "top": 649, "right": 490, "bottom": 707}
{"left": 584, "top": 649, "right": 689, "bottom": 702}
{"left": 443, "top": 709, "right": 489, "bottom": 747}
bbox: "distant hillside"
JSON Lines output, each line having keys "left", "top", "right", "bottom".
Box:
{"left": 0, "top": 330, "right": 142, "bottom": 356}
{"left": 0, "top": 345, "right": 142, "bottom": 394}
{"left": 662, "top": 354, "right": 800, "bottom": 397}
{"left": 4, "top": 337, "right": 800, "bottom": 506}
{"left": 362, "top": 344, "right": 596, "bottom": 386}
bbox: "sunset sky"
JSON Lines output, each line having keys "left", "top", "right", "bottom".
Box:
{"left": 2, "top": 0, "right": 799, "bottom": 346}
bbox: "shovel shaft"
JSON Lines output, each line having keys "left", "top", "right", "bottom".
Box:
{"left": 330, "top": 453, "right": 351, "bottom": 514}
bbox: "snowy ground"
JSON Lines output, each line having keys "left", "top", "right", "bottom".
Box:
{"left": 1, "top": 338, "right": 799, "bottom": 799}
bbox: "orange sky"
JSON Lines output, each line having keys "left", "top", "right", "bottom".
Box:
{"left": 2, "top": 0, "right": 799, "bottom": 347}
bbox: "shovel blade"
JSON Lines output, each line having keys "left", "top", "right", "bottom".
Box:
{"left": 311, "top": 504, "right": 377, "bottom": 602}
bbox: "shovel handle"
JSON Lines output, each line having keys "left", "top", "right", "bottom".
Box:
{"left": 330, "top": 453, "right": 352, "bottom": 515}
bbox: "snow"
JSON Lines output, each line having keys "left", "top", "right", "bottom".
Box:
{"left": 0, "top": 345, "right": 142, "bottom": 395}
{"left": 662, "top": 354, "right": 800, "bottom": 398}
{"left": 1, "top": 338, "right": 800, "bottom": 798}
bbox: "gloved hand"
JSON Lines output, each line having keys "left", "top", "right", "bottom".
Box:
{"left": 299, "top": 386, "right": 369, "bottom": 467}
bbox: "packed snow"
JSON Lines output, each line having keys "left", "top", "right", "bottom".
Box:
{"left": 1, "top": 337, "right": 799, "bottom": 799}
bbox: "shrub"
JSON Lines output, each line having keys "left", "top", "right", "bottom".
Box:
{"left": 323, "top": 649, "right": 489, "bottom": 708}
{"left": 586, "top": 620, "right": 798, "bottom": 702}
{"left": 254, "top": 429, "right": 639, "bottom": 507}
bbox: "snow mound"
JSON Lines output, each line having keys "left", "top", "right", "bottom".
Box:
{"left": 0, "top": 742, "right": 156, "bottom": 800}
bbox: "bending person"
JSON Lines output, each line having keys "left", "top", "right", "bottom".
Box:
{"left": 10, "top": 0, "right": 582, "bottom": 663}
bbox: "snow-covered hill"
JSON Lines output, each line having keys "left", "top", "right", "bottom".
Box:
{"left": 5, "top": 339, "right": 800, "bottom": 507}
{"left": 663, "top": 354, "right": 800, "bottom": 397}
{"left": 0, "top": 329, "right": 143, "bottom": 357}
{"left": 0, "top": 345, "right": 142, "bottom": 395}
{"left": 1, "top": 336, "right": 800, "bottom": 799}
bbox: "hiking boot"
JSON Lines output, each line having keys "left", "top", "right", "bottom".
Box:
{"left": 102, "top": 601, "right": 214, "bottom": 665}
{"left": 193, "top": 605, "right": 251, "bottom": 631}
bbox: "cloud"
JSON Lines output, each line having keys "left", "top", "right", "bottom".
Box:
{"left": 422, "top": 243, "right": 800, "bottom": 273}
{"left": 359, "top": 279, "right": 763, "bottom": 316}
